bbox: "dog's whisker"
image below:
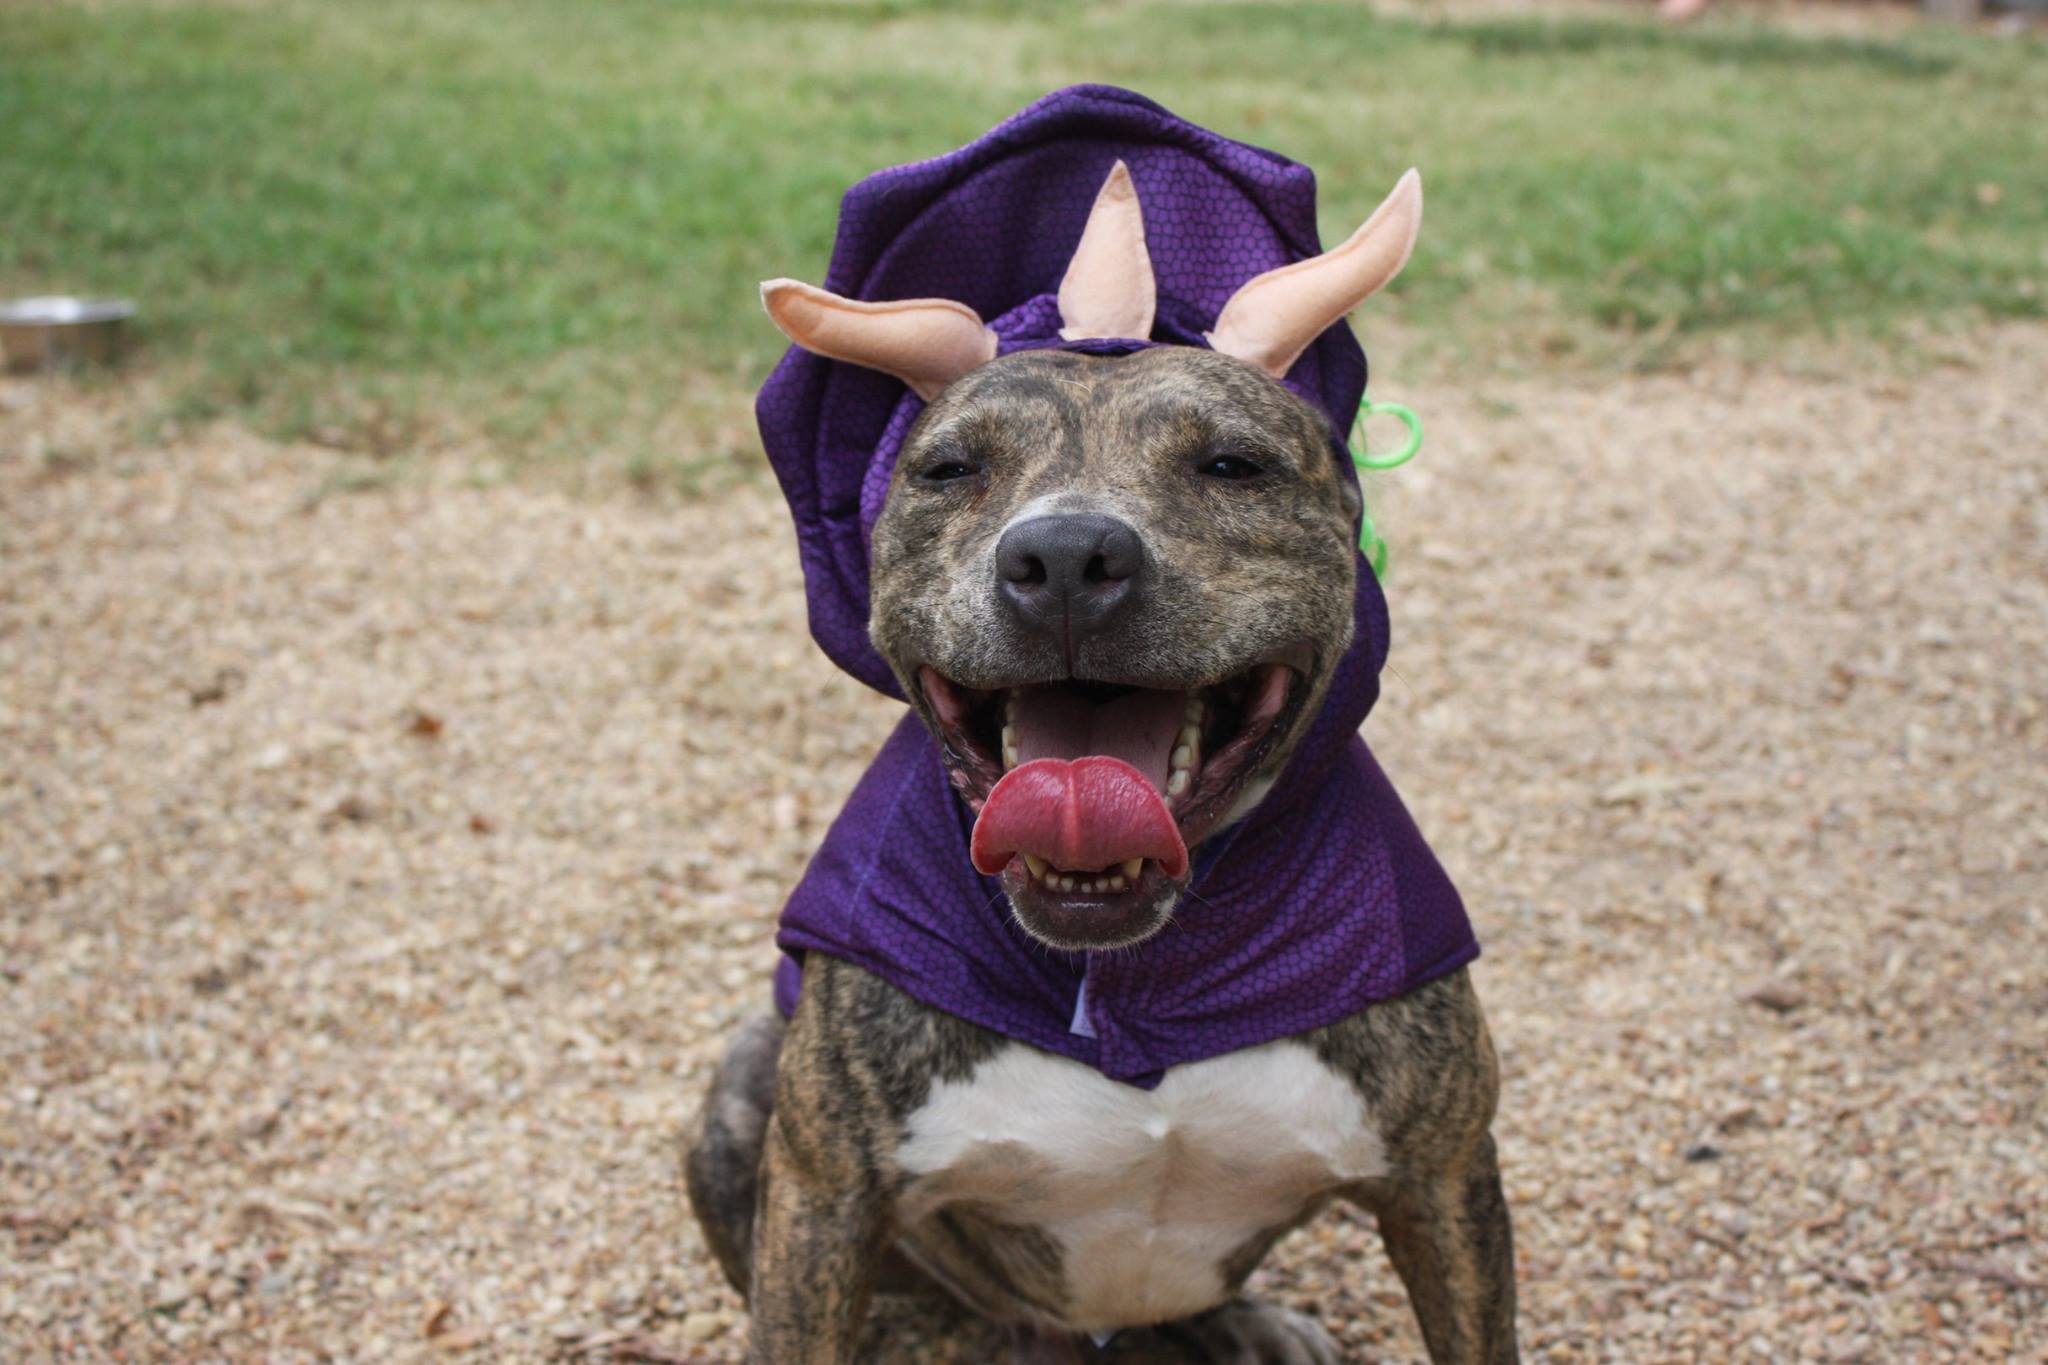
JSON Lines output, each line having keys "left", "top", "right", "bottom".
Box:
{"left": 1384, "top": 660, "right": 1421, "bottom": 704}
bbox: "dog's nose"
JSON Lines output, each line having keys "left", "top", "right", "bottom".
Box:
{"left": 995, "top": 514, "right": 1144, "bottom": 640}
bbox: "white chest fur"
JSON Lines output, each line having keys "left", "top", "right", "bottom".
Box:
{"left": 894, "top": 1041, "right": 1387, "bottom": 1332}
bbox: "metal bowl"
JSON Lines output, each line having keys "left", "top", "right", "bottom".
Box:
{"left": 0, "top": 296, "right": 137, "bottom": 372}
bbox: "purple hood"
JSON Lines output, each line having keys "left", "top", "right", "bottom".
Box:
{"left": 756, "top": 86, "right": 1476, "bottom": 1087}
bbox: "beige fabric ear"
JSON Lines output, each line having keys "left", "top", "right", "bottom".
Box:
{"left": 1057, "top": 160, "right": 1156, "bottom": 342}
{"left": 1206, "top": 169, "right": 1423, "bottom": 379}
{"left": 760, "top": 279, "right": 998, "bottom": 401}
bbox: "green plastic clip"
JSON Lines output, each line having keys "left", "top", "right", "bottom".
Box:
{"left": 1347, "top": 397, "right": 1424, "bottom": 577}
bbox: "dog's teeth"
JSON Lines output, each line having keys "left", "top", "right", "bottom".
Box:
{"left": 1108, "top": 875, "right": 1126, "bottom": 892}
{"left": 1167, "top": 769, "right": 1190, "bottom": 798}
{"left": 1054, "top": 875, "right": 1073, "bottom": 893}
{"left": 1184, "top": 697, "right": 1204, "bottom": 723}
{"left": 1002, "top": 724, "right": 1019, "bottom": 769}
{"left": 1121, "top": 857, "right": 1144, "bottom": 880}
{"left": 1170, "top": 743, "right": 1192, "bottom": 773}
{"left": 1024, "top": 853, "right": 1049, "bottom": 881}
{"left": 1179, "top": 722, "right": 1202, "bottom": 752}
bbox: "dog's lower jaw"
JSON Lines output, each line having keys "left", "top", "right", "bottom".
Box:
{"left": 999, "top": 859, "right": 1181, "bottom": 951}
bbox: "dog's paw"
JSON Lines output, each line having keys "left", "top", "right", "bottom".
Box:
{"left": 1154, "top": 1299, "right": 1341, "bottom": 1365}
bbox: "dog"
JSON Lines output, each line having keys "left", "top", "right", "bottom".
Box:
{"left": 684, "top": 91, "right": 1516, "bottom": 1365}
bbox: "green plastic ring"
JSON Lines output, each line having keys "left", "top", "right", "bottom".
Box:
{"left": 1348, "top": 396, "right": 1422, "bottom": 575}
{"left": 1350, "top": 398, "right": 1423, "bottom": 470}
{"left": 1362, "top": 525, "right": 1388, "bottom": 579}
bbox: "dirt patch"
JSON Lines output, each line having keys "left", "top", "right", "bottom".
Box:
{"left": 2, "top": 330, "right": 2043, "bottom": 1361}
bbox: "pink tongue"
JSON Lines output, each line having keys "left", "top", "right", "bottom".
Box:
{"left": 972, "top": 756, "right": 1189, "bottom": 879}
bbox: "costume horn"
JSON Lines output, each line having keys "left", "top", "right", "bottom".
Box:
{"left": 760, "top": 279, "right": 998, "bottom": 401}
{"left": 1057, "top": 161, "right": 1156, "bottom": 342}
{"left": 1206, "top": 169, "right": 1421, "bottom": 379}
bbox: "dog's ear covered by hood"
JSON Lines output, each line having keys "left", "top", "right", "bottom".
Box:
{"left": 759, "top": 161, "right": 1421, "bottom": 402}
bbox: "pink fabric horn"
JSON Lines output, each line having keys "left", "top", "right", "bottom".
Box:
{"left": 759, "top": 279, "right": 998, "bottom": 401}
{"left": 1207, "top": 169, "right": 1422, "bottom": 379}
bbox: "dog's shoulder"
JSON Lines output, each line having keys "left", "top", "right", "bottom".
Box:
{"left": 1303, "top": 967, "right": 1500, "bottom": 1177}
{"left": 776, "top": 954, "right": 1007, "bottom": 1138}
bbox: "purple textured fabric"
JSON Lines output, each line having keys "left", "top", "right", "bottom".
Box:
{"left": 757, "top": 86, "right": 1478, "bottom": 1087}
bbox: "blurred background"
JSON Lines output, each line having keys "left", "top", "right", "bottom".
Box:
{"left": 1, "top": 2, "right": 2042, "bottom": 1362}
{"left": 1, "top": 0, "right": 2041, "bottom": 476}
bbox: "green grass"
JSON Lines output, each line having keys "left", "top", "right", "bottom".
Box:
{"left": 2, "top": 0, "right": 2042, "bottom": 467}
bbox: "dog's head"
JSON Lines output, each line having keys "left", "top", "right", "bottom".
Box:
{"left": 765, "top": 164, "right": 1420, "bottom": 950}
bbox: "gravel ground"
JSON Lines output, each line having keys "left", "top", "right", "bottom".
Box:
{"left": 2, "top": 330, "right": 2043, "bottom": 1363}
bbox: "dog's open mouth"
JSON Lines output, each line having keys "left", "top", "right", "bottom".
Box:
{"left": 918, "top": 658, "right": 1308, "bottom": 941}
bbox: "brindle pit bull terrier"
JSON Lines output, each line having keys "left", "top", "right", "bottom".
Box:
{"left": 685, "top": 165, "right": 1516, "bottom": 1363}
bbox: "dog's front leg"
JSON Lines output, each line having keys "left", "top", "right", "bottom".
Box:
{"left": 741, "top": 960, "right": 906, "bottom": 1364}
{"left": 1317, "top": 971, "right": 1519, "bottom": 1363}
{"left": 1360, "top": 1134, "right": 1518, "bottom": 1365}
{"left": 744, "top": 1109, "right": 890, "bottom": 1364}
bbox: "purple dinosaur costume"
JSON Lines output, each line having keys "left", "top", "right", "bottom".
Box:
{"left": 756, "top": 85, "right": 1477, "bottom": 1088}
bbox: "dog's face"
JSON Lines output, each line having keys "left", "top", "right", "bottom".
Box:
{"left": 760, "top": 160, "right": 1422, "bottom": 951}
{"left": 868, "top": 346, "right": 1360, "bottom": 949}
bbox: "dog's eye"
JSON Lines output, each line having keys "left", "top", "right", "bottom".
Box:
{"left": 919, "top": 461, "right": 981, "bottom": 484}
{"left": 1197, "top": 454, "right": 1266, "bottom": 481}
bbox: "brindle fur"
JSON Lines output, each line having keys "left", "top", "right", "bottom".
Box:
{"left": 870, "top": 349, "right": 1359, "bottom": 816}
{"left": 687, "top": 960, "right": 1514, "bottom": 1362}
{"left": 684, "top": 346, "right": 1517, "bottom": 1361}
